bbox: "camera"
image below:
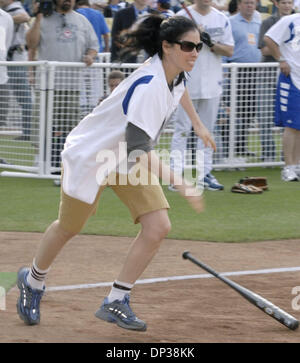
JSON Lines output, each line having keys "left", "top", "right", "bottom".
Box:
{"left": 37, "top": 0, "right": 54, "bottom": 17}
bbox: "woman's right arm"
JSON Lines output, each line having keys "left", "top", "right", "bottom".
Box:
{"left": 180, "top": 88, "right": 216, "bottom": 151}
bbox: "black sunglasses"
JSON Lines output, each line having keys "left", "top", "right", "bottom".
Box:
{"left": 174, "top": 40, "right": 203, "bottom": 53}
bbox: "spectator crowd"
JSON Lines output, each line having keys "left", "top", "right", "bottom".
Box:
{"left": 1, "top": 0, "right": 300, "bottom": 185}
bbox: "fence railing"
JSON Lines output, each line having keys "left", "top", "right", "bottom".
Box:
{"left": 0, "top": 59, "right": 283, "bottom": 180}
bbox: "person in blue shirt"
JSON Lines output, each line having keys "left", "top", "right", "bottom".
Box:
{"left": 76, "top": 0, "right": 110, "bottom": 52}
{"left": 226, "top": 0, "right": 261, "bottom": 158}
{"left": 227, "top": 0, "right": 261, "bottom": 63}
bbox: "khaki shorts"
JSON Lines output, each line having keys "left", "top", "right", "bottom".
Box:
{"left": 58, "top": 172, "right": 170, "bottom": 234}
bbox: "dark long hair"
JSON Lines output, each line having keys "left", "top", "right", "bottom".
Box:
{"left": 119, "top": 15, "right": 199, "bottom": 84}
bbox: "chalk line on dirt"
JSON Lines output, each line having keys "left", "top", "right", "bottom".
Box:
{"left": 46, "top": 266, "right": 300, "bottom": 292}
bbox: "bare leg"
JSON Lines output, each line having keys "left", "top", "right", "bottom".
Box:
{"left": 294, "top": 129, "right": 300, "bottom": 165}
{"left": 117, "top": 209, "right": 171, "bottom": 284}
{"left": 282, "top": 127, "right": 298, "bottom": 166}
{"left": 34, "top": 220, "right": 76, "bottom": 270}
{"left": 16, "top": 219, "right": 77, "bottom": 325}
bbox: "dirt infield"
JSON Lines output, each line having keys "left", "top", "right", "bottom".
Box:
{"left": 1, "top": 231, "right": 300, "bottom": 343}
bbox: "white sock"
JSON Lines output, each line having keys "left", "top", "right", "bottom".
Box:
{"left": 26, "top": 260, "right": 50, "bottom": 291}
{"left": 107, "top": 280, "right": 134, "bottom": 303}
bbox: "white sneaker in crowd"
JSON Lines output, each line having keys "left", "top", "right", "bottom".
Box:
{"left": 281, "top": 166, "right": 299, "bottom": 182}
{"left": 53, "top": 179, "right": 61, "bottom": 187}
{"left": 168, "top": 184, "right": 178, "bottom": 192}
{"left": 294, "top": 164, "right": 300, "bottom": 178}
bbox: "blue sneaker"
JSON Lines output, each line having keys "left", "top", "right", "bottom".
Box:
{"left": 16, "top": 267, "right": 44, "bottom": 325}
{"left": 95, "top": 294, "right": 147, "bottom": 331}
{"left": 200, "top": 173, "right": 224, "bottom": 191}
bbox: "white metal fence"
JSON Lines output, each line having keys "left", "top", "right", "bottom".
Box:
{"left": 0, "top": 58, "right": 283, "bottom": 180}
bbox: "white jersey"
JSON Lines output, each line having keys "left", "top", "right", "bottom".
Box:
{"left": 176, "top": 6, "right": 234, "bottom": 99}
{"left": 4, "top": 2, "right": 29, "bottom": 61}
{"left": 265, "top": 13, "right": 300, "bottom": 90}
{"left": 0, "top": 9, "right": 14, "bottom": 84}
{"left": 62, "top": 54, "right": 186, "bottom": 204}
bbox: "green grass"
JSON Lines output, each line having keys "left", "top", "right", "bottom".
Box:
{"left": 0, "top": 137, "right": 36, "bottom": 166}
{"left": 0, "top": 272, "right": 17, "bottom": 292}
{"left": 168, "top": 168, "right": 300, "bottom": 242}
{"left": 1, "top": 167, "right": 300, "bottom": 242}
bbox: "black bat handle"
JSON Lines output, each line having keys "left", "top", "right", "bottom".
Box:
{"left": 183, "top": 251, "right": 219, "bottom": 278}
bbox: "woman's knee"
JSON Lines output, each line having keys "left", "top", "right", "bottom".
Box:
{"left": 160, "top": 218, "right": 172, "bottom": 238}
{"left": 153, "top": 220, "right": 171, "bottom": 241}
{"left": 140, "top": 210, "right": 171, "bottom": 242}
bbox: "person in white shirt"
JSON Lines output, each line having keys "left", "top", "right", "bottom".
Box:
{"left": 264, "top": 13, "right": 300, "bottom": 181}
{"left": 169, "top": 0, "right": 234, "bottom": 191}
{"left": 1, "top": 0, "right": 33, "bottom": 141}
{"left": 16, "top": 14, "right": 216, "bottom": 331}
{"left": 0, "top": 7, "right": 13, "bottom": 127}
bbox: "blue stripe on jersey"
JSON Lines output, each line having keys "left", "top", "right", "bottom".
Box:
{"left": 284, "top": 22, "right": 295, "bottom": 43}
{"left": 122, "top": 75, "right": 154, "bottom": 115}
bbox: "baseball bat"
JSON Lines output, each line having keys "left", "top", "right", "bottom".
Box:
{"left": 182, "top": 251, "right": 299, "bottom": 330}
{"left": 179, "top": 0, "right": 197, "bottom": 24}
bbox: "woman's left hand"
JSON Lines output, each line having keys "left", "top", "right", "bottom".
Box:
{"left": 179, "top": 88, "right": 216, "bottom": 151}
{"left": 194, "top": 124, "right": 216, "bottom": 151}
